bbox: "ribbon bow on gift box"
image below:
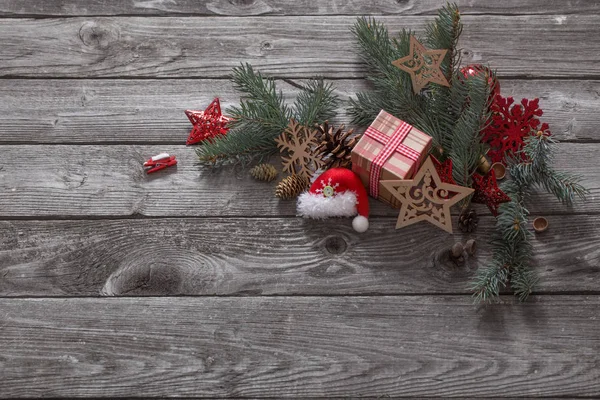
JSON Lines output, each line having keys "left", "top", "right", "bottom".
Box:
{"left": 364, "top": 120, "right": 421, "bottom": 198}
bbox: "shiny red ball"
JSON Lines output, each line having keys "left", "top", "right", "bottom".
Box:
{"left": 460, "top": 64, "right": 500, "bottom": 99}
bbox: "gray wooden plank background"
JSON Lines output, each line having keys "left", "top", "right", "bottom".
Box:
{"left": 0, "top": 16, "right": 599, "bottom": 78}
{"left": 0, "top": 0, "right": 598, "bottom": 398}
{"left": 1, "top": 296, "right": 599, "bottom": 398}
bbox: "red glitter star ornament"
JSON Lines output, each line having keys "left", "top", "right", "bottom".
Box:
{"left": 471, "top": 172, "right": 511, "bottom": 216}
{"left": 185, "top": 98, "right": 231, "bottom": 145}
{"left": 482, "top": 95, "right": 550, "bottom": 164}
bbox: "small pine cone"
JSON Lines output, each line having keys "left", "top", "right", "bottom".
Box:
{"left": 314, "top": 121, "right": 360, "bottom": 169}
{"left": 275, "top": 174, "right": 309, "bottom": 200}
{"left": 458, "top": 209, "right": 479, "bottom": 233}
{"left": 250, "top": 163, "right": 278, "bottom": 182}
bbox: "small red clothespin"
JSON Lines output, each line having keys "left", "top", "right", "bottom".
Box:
{"left": 143, "top": 153, "right": 177, "bottom": 174}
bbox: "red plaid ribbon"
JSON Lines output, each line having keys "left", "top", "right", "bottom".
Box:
{"left": 367, "top": 121, "right": 420, "bottom": 197}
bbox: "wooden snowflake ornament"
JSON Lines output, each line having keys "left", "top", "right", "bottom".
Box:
{"left": 381, "top": 157, "right": 474, "bottom": 233}
{"left": 275, "top": 119, "right": 324, "bottom": 179}
{"left": 392, "top": 36, "right": 451, "bottom": 94}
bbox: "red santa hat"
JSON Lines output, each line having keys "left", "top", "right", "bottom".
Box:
{"left": 297, "top": 168, "right": 370, "bottom": 232}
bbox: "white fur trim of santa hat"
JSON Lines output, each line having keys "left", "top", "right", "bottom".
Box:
{"left": 297, "top": 191, "right": 369, "bottom": 233}
{"left": 297, "top": 190, "right": 359, "bottom": 219}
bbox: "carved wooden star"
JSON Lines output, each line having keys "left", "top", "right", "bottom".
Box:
{"left": 392, "top": 36, "right": 451, "bottom": 94}
{"left": 381, "top": 157, "right": 474, "bottom": 233}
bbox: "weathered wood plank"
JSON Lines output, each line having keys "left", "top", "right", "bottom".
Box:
{"left": 1, "top": 0, "right": 595, "bottom": 17}
{"left": 0, "top": 15, "right": 598, "bottom": 78}
{"left": 1, "top": 296, "right": 599, "bottom": 397}
{"left": 0, "top": 215, "right": 597, "bottom": 296}
{"left": 0, "top": 143, "right": 594, "bottom": 217}
{"left": 0, "top": 78, "right": 595, "bottom": 144}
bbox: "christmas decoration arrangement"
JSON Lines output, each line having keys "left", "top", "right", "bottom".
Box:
{"left": 182, "top": 3, "right": 587, "bottom": 304}
{"left": 345, "top": 3, "right": 587, "bottom": 303}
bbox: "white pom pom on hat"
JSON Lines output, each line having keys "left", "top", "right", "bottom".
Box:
{"left": 297, "top": 167, "right": 370, "bottom": 232}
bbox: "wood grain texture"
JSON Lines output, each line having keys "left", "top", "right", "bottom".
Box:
{"left": 0, "top": 143, "right": 595, "bottom": 218}
{"left": 0, "top": 15, "right": 598, "bottom": 78}
{"left": 0, "top": 78, "right": 596, "bottom": 144}
{"left": 1, "top": 296, "right": 599, "bottom": 397}
{"left": 0, "top": 215, "right": 598, "bottom": 296}
{"left": 1, "top": 0, "right": 596, "bottom": 17}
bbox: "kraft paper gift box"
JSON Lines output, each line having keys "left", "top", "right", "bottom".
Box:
{"left": 351, "top": 110, "right": 432, "bottom": 208}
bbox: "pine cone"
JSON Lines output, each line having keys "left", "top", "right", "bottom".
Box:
{"left": 275, "top": 175, "right": 309, "bottom": 200}
{"left": 250, "top": 163, "right": 278, "bottom": 182}
{"left": 458, "top": 209, "right": 479, "bottom": 233}
{"left": 314, "top": 121, "right": 360, "bottom": 169}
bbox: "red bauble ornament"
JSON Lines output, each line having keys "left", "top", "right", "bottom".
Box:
{"left": 482, "top": 95, "right": 551, "bottom": 164}
{"left": 185, "top": 98, "right": 230, "bottom": 145}
{"left": 460, "top": 64, "right": 500, "bottom": 100}
{"left": 471, "top": 172, "right": 511, "bottom": 217}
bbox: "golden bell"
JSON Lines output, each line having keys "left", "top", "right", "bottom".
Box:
{"left": 476, "top": 154, "right": 492, "bottom": 175}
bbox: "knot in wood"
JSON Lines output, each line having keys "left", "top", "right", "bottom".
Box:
{"left": 324, "top": 235, "right": 347, "bottom": 255}
{"left": 260, "top": 41, "right": 273, "bottom": 52}
{"left": 78, "top": 21, "right": 119, "bottom": 49}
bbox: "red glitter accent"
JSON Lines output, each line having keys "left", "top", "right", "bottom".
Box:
{"left": 471, "top": 172, "right": 511, "bottom": 216}
{"left": 482, "top": 95, "right": 550, "bottom": 164}
{"left": 185, "top": 98, "right": 230, "bottom": 145}
{"left": 431, "top": 156, "right": 456, "bottom": 185}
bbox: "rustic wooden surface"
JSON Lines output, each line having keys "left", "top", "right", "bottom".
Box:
{"left": 0, "top": 0, "right": 598, "bottom": 398}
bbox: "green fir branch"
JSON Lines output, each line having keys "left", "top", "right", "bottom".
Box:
{"left": 348, "top": 18, "right": 441, "bottom": 147}
{"left": 293, "top": 79, "right": 339, "bottom": 126}
{"left": 425, "top": 3, "right": 463, "bottom": 82}
{"left": 447, "top": 74, "right": 489, "bottom": 188}
{"left": 196, "top": 63, "right": 339, "bottom": 166}
{"left": 471, "top": 132, "right": 588, "bottom": 303}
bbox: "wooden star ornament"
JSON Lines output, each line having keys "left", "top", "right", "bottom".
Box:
{"left": 381, "top": 157, "right": 474, "bottom": 233}
{"left": 392, "top": 36, "right": 451, "bottom": 94}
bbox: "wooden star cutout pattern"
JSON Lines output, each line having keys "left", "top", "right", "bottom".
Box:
{"left": 381, "top": 157, "right": 474, "bottom": 233}
{"left": 392, "top": 36, "right": 451, "bottom": 94}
